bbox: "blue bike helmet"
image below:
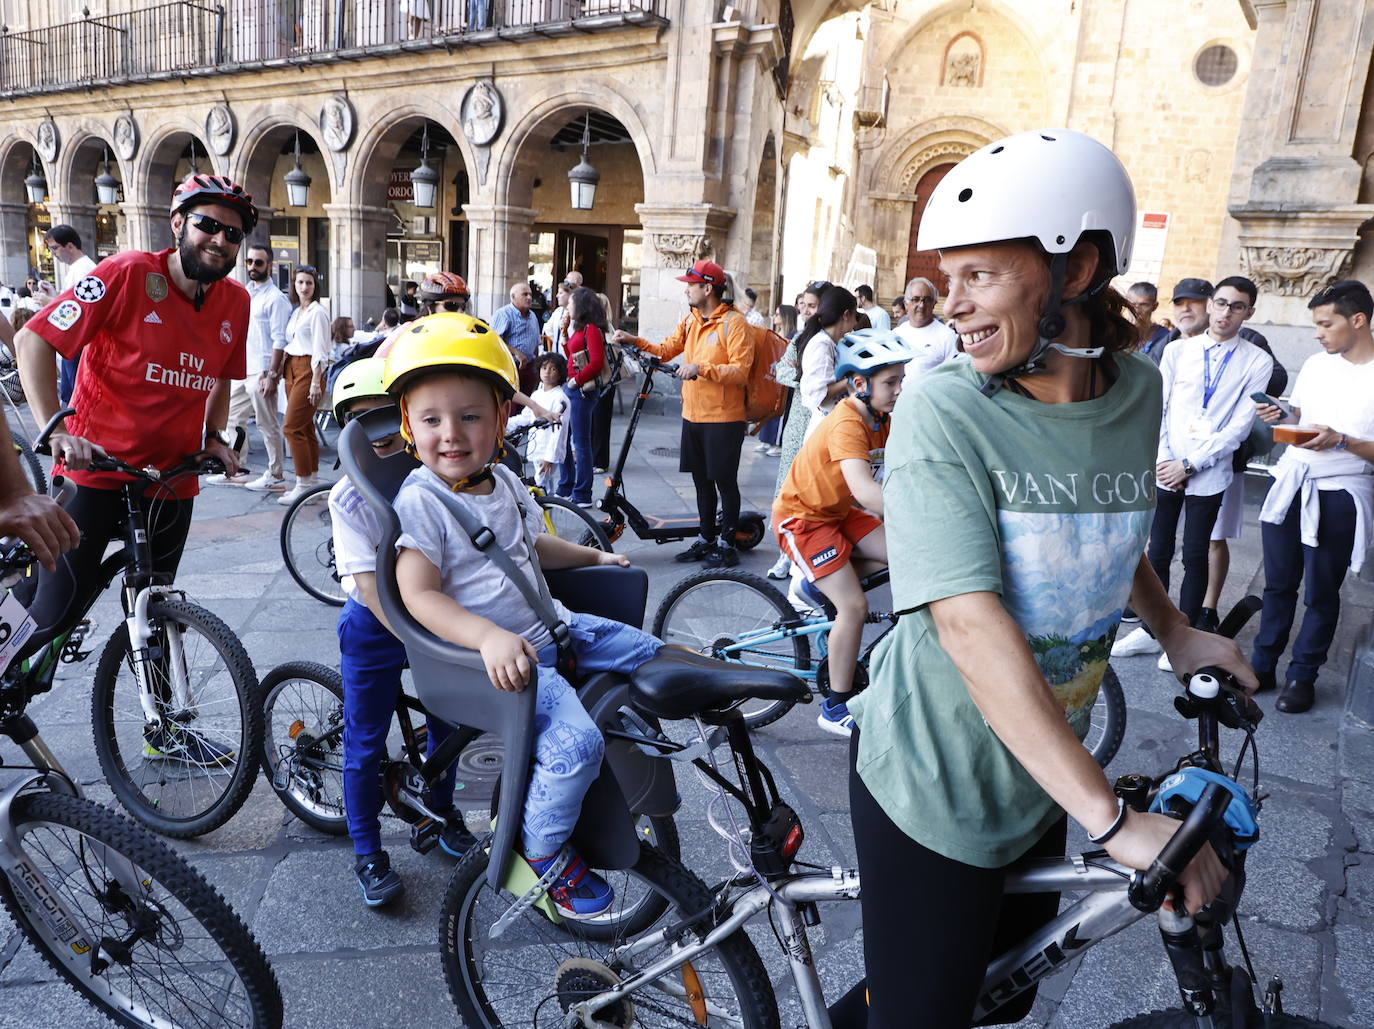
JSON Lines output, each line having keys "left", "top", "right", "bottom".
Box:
{"left": 835, "top": 329, "right": 913, "bottom": 380}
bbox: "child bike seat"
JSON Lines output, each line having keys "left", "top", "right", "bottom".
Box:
{"left": 630, "top": 647, "right": 807, "bottom": 723}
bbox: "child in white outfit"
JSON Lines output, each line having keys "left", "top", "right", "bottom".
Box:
{"left": 509, "top": 353, "right": 570, "bottom": 494}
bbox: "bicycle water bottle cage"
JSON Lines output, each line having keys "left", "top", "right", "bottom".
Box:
{"left": 1151, "top": 768, "right": 1260, "bottom": 851}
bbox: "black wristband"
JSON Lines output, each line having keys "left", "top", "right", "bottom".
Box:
{"left": 1089, "top": 797, "right": 1128, "bottom": 846}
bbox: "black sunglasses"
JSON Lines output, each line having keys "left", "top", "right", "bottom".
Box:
{"left": 244, "top": 257, "right": 267, "bottom": 267}
{"left": 187, "top": 212, "right": 245, "bottom": 244}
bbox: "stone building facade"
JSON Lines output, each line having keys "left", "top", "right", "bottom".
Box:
{"left": 780, "top": 0, "right": 1259, "bottom": 311}
{"left": 0, "top": 0, "right": 827, "bottom": 340}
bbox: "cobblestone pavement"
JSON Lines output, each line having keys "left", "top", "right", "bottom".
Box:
{"left": 0, "top": 386, "right": 1368, "bottom": 1028}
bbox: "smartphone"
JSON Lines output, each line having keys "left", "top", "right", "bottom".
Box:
{"left": 1250, "top": 391, "right": 1292, "bottom": 418}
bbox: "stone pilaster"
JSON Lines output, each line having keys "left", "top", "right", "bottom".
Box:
{"left": 632, "top": 202, "right": 736, "bottom": 342}
{"left": 1231, "top": 204, "right": 1374, "bottom": 323}
{"left": 120, "top": 202, "right": 169, "bottom": 254}
{"left": 461, "top": 203, "right": 538, "bottom": 320}
{"left": 323, "top": 202, "right": 391, "bottom": 328}
{"left": 0, "top": 203, "right": 31, "bottom": 290}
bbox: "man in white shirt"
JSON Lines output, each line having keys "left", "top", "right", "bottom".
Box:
{"left": 1118, "top": 277, "right": 1272, "bottom": 660}
{"left": 44, "top": 225, "right": 98, "bottom": 406}
{"left": 893, "top": 276, "right": 957, "bottom": 383}
{"left": 855, "top": 284, "right": 890, "bottom": 332}
{"left": 1252, "top": 279, "right": 1374, "bottom": 713}
{"left": 239, "top": 245, "right": 293, "bottom": 491}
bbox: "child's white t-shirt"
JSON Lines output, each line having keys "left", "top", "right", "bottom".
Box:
{"left": 509, "top": 384, "right": 569, "bottom": 464}
{"left": 329, "top": 477, "right": 384, "bottom": 602}
{"left": 394, "top": 464, "right": 571, "bottom": 650}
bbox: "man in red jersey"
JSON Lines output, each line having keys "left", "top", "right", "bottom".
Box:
{"left": 15, "top": 174, "right": 256, "bottom": 668}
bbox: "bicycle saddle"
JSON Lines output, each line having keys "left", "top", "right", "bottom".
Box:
{"left": 630, "top": 647, "right": 807, "bottom": 722}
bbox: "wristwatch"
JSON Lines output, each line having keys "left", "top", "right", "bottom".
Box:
{"left": 1180, "top": 458, "right": 1195, "bottom": 476}
{"left": 1334, "top": 434, "right": 1348, "bottom": 451}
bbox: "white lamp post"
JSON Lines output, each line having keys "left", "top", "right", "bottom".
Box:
{"left": 567, "top": 113, "right": 599, "bottom": 211}
{"left": 284, "top": 131, "right": 312, "bottom": 208}
{"left": 410, "top": 124, "right": 439, "bottom": 209}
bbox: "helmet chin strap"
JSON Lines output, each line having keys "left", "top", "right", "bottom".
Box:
{"left": 978, "top": 253, "right": 1106, "bottom": 398}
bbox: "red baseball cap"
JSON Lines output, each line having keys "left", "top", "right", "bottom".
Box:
{"left": 677, "top": 259, "right": 726, "bottom": 285}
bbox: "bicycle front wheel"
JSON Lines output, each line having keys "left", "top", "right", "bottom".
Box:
{"left": 12, "top": 431, "right": 47, "bottom": 495}
{"left": 260, "top": 660, "right": 348, "bottom": 834}
{"left": 442, "top": 840, "right": 779, "bottom": 1029}
{"left": 653, "top": 568, "right": 810, "bottom": 730}
{"left": 1086, "top": 664, "right": 1127, "bottom": 768}
{"left": 280, "top": 482, "right": 346, "bottom": 606}
{"left": 537, "top": 495, "right": 613, "bottom": 551}
{"left": 0, "top": 791, "right": 281, "bottom": 1027}
{"left": 92, "top": 599, "right": 263, "bottom": 838}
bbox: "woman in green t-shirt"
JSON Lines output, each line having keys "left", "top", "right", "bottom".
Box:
{"left": 842, "top": 130, "right": 1259, "bottom": 1027}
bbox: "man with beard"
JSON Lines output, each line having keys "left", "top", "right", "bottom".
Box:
{"left": 240, "top": 244, "right": 293, "bottom": 492}
{"left": 15, "top": 175, "right": 253, "bottom": 688}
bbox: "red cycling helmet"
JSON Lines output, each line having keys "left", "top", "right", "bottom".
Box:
{"left": 170, "top": 174, "right": 259, "bottom": 234}
{"left": 418, "top": 271, "right": 470, "bottom": 304}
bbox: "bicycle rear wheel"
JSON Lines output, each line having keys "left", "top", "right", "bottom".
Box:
{"left": 280, "top": 482, "right": 346, "bottom": 606}
{"left": 653, "top": 568, "right": 810, "bottom": 730}
{"left": 538, "top": 495, "right": 613, "bottom": 551}
{"left": 92, "top": 599, "right": 263, "bottom": 838}
{"left": 442, "top": 840, "right": 779, "bottom": 1029}
{"left": 0, "top": 791, "right": 281, "bottom": 1027}
{"left": 260, "top": 660, "right": 348, "bottom": 834}
{"left": 1086, "top": 664, "right": 1127, "bottom": 768}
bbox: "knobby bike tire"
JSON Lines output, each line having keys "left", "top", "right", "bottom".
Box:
{"left": 1108, "top": 1011, "right": 1339, "bottom": 1028}
{"left": 537, "top": 494, "right": 613, "bottom": 551}
{"left": 260, "top": 660, "right": 348, "bottom": 835}
{"left": 652, "top": 567, "right": 811, "bottom": 730}
{"left": 0, "top": 357, "right": 25, "bottom": 404}
{"left": 91, "top": 598, "right": 263, "bottom": 838}
{"left": 1089, "top": 664, "right": 1127, "bottom": 768}
{"left": 280, "top": 482, "right": 346, "bottom": 607}
{"left": 0, "top": 791, "right": 282, "bottom": 1028}
{"left": 12, "top": 431, "right": 46, "bottom": 495}
{"left": 441, "top": 839, "right": 780, "bottom": 1029}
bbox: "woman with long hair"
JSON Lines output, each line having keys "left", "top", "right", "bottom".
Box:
{"left": 279, "top": 266, "right": 331, "bottom": 504}
{"left": 767, "top": 282, "right": 831, "bottom": 579}
{"left": 795, "top": 285, "right": 859, "bottom": 440}
{"left": 557, "top": 286, "right": 610, "bottom": 507}
{"left": 754, "top": 304, "right": 799, "bottom": 456}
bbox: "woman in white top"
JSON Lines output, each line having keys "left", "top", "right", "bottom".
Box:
{"left": 280, "top": 266, "right": 331, "bottom": 504}
{"left": 797, "top": 285, "right": 859, "bottom": 440}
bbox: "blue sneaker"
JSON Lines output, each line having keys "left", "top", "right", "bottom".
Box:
{"left": 355, "top": 851, "right": 404, "bottom": 908}
{"left": 526, "top": 847, "right": 614, "bottom": 920}
{"left": 816, "top": 695, "right": 854, "bottom": 738}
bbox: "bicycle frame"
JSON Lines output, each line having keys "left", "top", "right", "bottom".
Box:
{"left": 712, "top": 611, "right": 895, "bottom": 684}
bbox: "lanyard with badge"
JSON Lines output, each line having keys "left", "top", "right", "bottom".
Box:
{"left": 1188, "top": 344, "right": 1235, "bottom": 439}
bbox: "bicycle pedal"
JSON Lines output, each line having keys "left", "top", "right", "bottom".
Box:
{"left": 409, "top": 817, "right": 441, "bottom": 855}
{"left": 60, "top": 620, "right": 96, "bottom": 664}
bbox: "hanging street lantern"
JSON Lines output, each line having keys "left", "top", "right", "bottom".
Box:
{"left": 285, "top": 131, "right": 312, "bottom": 208}
{"left": 95, "top": 148, "right": 120, "bottom": 205}
{"left": 410, "top": 124, "right": 439, "bottom": 209}
{"left": 24, "top": 155, "right": 48, "bottom": 204}
{"left": 567, "top": 113, "right": 600, "bottom": 211}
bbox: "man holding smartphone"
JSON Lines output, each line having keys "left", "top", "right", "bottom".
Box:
{"left": 1252, "top": 279, "right": 1374, "bottom": 713}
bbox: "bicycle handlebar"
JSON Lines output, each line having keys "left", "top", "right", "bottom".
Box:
{"left": 1128, "top": 782, "right": 1231, "bottom": 914}
{"left": 33, "top": 406, "right": 241, "bottom": 482}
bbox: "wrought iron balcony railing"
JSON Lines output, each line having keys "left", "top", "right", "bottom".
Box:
{"left": 0, "top": 0, "right": 666, "bottom": 97}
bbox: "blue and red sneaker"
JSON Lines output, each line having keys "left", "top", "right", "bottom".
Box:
{"left": 526, "top": 847, "right": 615, "bottom": 920}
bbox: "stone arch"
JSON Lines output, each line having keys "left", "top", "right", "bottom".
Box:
{"left": 748, "top": 132, "right": 779, "bottom": 314}
{"left": 0, "top": 134, "right": 44, "bottom": 206}
{"left": 0, "top": 134, "right": 46, "bottom": 285}
{"left": 941, "top": 31, "right": 985, "bottom": 88}
{"left": 347, "top": 104, "right": 472, "bottom": 211}
{"left": 132, "top": 123, "right": 217, "bottom": 251}
{"left": 58, "top": 130, "right": 127, "bottom": 208}
{"left": 870, "top": 117, "right": 1004, "bottom": 197}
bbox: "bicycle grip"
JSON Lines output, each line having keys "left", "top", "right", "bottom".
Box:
{"left": 1129, "top": 783, "right": 1231, "bottom": 914}
{"left": 1215, "top": 596, "right": 1261, "bottom": 640}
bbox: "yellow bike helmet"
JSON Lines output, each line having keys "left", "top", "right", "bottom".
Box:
{"left": 331, "top": 357, "right": 391, "bottom": 425}
{"left": 381, "top": 312, "right": 517, "bottom": 397}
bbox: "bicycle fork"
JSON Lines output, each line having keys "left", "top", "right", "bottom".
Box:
{"left": 123, "top": 586, "right": 190, "bottom": 725}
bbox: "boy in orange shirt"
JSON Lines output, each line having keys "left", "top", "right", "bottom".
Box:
{"left": 773, "top": 329, "right": 912, "bottom": 737}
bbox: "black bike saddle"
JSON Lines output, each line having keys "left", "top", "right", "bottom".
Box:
{"left": 630, "top": 647, "right": 807, "bottom": 722}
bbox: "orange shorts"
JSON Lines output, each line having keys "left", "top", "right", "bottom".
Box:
{"left": 775, "top": 508, "right": 882, "bottom": 582}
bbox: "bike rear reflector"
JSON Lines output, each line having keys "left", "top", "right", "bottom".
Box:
{"left": 288, "top": 720, "right": 305, "bottom": 740}
{"left": 783, "top": 823, "right": 804, "bottom": 861}
{"left": 681, "top": 962, "right": 708, "bottom": 1025}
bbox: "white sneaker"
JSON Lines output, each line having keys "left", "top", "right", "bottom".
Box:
{"left": 766, "top": 446, "right": 782, "bottom": 457}
{"left": 766, "top": 554, "right": 791, "bottom": 580}
{"left": 1157, "top": 651, "right": 1173, "bottom": 673}
{"left": 754, "top": 441, "right": 771, "bottom": 453}
{"left": 206, "top": 470, "right": 253, "bottom": 485}
{"left": 245, "top": 472, "right": 287, "bottom": 492}
{"left": 277, "top": 482, "right": 315, "bottom": 505}
{"left": 1111, "top": 626, "right": 1161, "bottom": 657}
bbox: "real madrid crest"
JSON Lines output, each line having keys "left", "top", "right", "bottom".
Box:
{"left": 145, "top": 273, "right": 169, "bottom": 303}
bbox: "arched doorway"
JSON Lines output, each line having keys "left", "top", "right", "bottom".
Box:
{"left": 749, "top": 134, "right": 778, "bottom": 317}
{"left": 136, "top": 131, "right": 215, "bottom": 253}
{"left": 61, "top": 136, "right": 125, "bottom": 269}
{"left": 238, "top": 125, "right": 333, "bottom": 297}
{"left": 0, "top": 140, "right": 49, "bottom": 288}
{"left": 904, "top": 163, "right": 955, "bottom": 292}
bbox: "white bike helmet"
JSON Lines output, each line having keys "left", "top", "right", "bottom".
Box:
{"left": 918, "top": 129, "right": 1136, "bottom": 394}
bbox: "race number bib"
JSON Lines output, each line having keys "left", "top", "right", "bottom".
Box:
{"left": 0, "top": 590, "right": 37, "bottom": 676}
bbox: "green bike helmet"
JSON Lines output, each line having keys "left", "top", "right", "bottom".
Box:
{"left": 332, "top": 357, "right": 393, "bottom": 424}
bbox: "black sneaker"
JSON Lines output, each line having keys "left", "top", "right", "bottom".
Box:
{"left": 355, "top": 851, "right": 404, "bottom": 907}
{"left": 704, "top": 543, "right": 739, "bottom": 568}
{"left": 675, "top": 539, "right": 717, "bottom": 563}
{"left": 411, "top": 811, "right": 478, "bottom": 858}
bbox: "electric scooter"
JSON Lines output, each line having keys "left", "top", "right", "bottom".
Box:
{"left": 594, "top": 344, "right": 767, "bottom": 550}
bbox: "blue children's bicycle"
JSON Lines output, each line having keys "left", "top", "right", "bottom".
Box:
{"left": 652, "top": 566, "right": 1128, "bottom": 765}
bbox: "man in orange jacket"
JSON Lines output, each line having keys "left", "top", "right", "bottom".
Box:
{"left": 614, "top": 259, "right": 754, "bottom": 567}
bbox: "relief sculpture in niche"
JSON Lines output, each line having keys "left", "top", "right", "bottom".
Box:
{"left": 944, "top": 35, "right": 983, "bottom": 88}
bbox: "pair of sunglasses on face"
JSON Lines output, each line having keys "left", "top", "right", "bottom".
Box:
{"left": 186, "top": 212, "right": 246, "bottom": 245}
